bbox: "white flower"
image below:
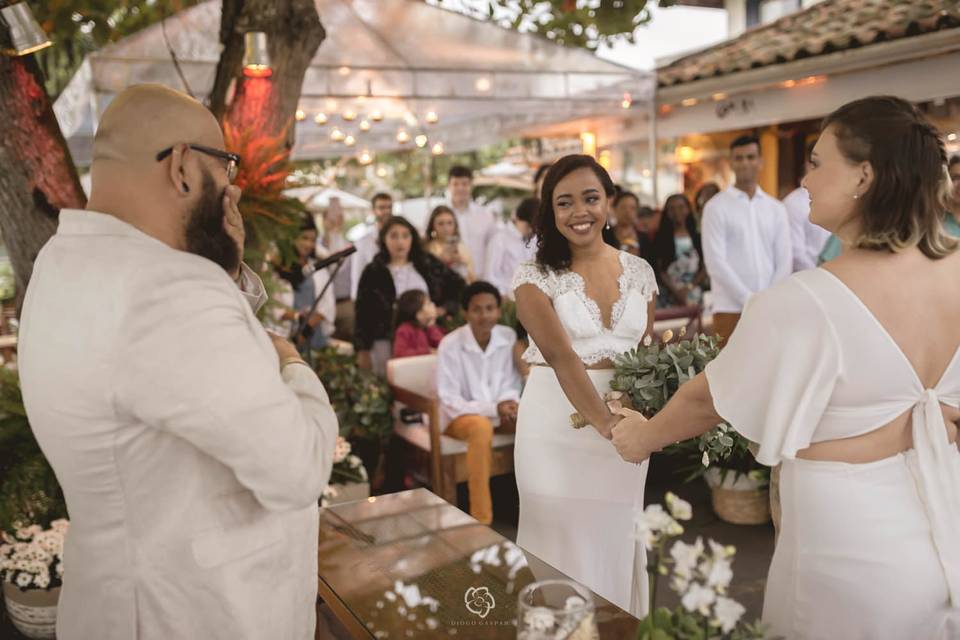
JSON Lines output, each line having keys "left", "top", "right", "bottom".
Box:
{"left": 55, "top": 562, "right": 64, "bottom": 578}
{"left": 665, "top": 492, "right": 692, "bottom": 521}
{"left": 681, "top": 582, "right": 716, "bottom": 615}
{"left": 713, "top": 596, "right": 746, "bottom": 633}
{"left": 33, "top": 571, "right": 50, "bottom": 589}
{"left": 564, "top": 596, "right": 586, "bottom": 610}
{"left": 669, "top": 538, "right": 704, "bottom": 579}
{"left": 670, "top": 575, "right": 690, "bottom": 595}
{"left": 704, "top": 556, "right": 733, "bottom": 592}
{"left": 642, "top": 334, "right": 652, "bottom": 347}
{"left": 15, "top": 572, "right": 32, "bottom": 588}
{"left": 50, "top": 519, "right": 69, "bottom": 534}
{"left": 702, "top": 451, "right": 710, "bottom": 467}
{"left": 524, "top": 607, "right": 556, "bottom": 631}
{"left": 347, "top": 454, "right": 362, "bottom": 468}
{"left": 708, "top": 539, "right": 736, "bottom": 559}
{"left": 15, "top": 527, "right": 33, "bottom": 541}
{"left": 634, "top": 503, "right": 682, "bottom": 549}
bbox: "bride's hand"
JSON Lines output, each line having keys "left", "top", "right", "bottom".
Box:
{"left": 611, "top": 410, "right": 659, "bottom": 463}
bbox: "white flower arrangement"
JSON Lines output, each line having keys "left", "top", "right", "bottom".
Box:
{"left": 330, "top": 437, "right": 368, "bottom": 485}
{"left": 634, "top": 495, "right": 768, "bottom": 639}
{"left": 0, "top": 519, "right": 68, "bottom": 591}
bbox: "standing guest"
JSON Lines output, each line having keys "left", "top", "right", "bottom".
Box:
{"left": 355, "top": 216, "right": 464, "bottom": 375}
{"left": 694, "top": 182, "right": 720, "bottom": 226}
{"left": 612, "top": 190, "right": 642, "bottom": 256}
{"left": 448, "top": 165, "right": 497, "bottom": 275}
{"left": 614, "top": 95, "right": 960, "bottom": 640}
{"left": 321, "top": 203, "right": 355, "bottom": 340}
{"left": 350, "top": 192, "right": 394, "bottom": 299}
{"left": 650, "top": 194, "right": 706, "bottom": 308}
{"left": 701, "top": 135, "right": 792, "bottom": 341}
{"left": 425, "top": 205, "right": 476, "bottom": 282}
{"left": 392, "top": 289, "right": 444, "bottom": 358}
{"left": 782, "top": 143, "right": 831, "bottom": 271}
{"left": 271, "top": 214, "right": 336, "bottom": 352}
{"left": 485, "top": 197, "right": 538, "bottom": 298}
{"left": 635, "top": 204, "right": 659, "bottom": 261}
{"left": 17, "top": 84, "right": 338, "bottom": 640}
{"left": 436, "top": 281, "right": 522, "bottom": 525}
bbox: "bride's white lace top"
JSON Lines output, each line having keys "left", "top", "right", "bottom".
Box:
{"left": 511, "top": 251, "right": 658, "bottom": 365}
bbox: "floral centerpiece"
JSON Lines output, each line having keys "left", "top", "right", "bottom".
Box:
{"left": 1, "top": 520, "right": 69, "bottom": 639}
{"left": 634, "top": 494, "right": 769, "bottom": 639}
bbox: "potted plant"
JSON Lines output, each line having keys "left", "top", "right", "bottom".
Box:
{"left": 313, "top": 347, "right": 392, "bottom": 489}
{"left": 0, "top": 520, "right": 68, "bottom": 639}
{"left": 0, "top": 367, "right": 69, "bottom": 637}
{"left": 574, "top": 330, "right": 770, "bottom": 525}
{"left": 321, "top": 436, "right": 371, "bottom": 506}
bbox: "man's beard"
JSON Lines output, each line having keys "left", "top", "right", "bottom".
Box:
{"left": 184, "top": 171, "right": 240, "bottom": 275}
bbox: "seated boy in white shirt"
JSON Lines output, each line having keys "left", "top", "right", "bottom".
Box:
{"left": 436, "top": 281, "right": 522, "bottom": 524}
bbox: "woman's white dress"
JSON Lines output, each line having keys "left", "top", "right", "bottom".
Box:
{"left": 706, "top": 268, "right": 960, "bottom": 639}
{"left": 512, "top": 251, "right": 658, "bottom": 616}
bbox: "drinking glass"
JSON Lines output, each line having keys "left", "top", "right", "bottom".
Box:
{"left": 516, "top": 579, "right": 598, "bottom": 640}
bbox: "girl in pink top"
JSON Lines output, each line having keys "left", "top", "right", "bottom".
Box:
{"left": 392, "top": 289, "right": 444, "bottom": 358}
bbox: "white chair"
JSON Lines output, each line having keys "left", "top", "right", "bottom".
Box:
{"left": 386, "top": 355, "right": 516, "bottom": 504}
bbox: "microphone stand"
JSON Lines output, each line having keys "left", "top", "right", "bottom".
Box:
{"left": 296, "top": 254, "right": 349, "bottom": 367}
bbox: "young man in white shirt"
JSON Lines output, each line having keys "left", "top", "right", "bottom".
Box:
{"left": 484, "top": 197, "right": 538, "bottom": 298}
{"left": 782, "top": 142, "right": 831, "bottom": 272}
{"left": 349, "top": 192, "right": 394, "bottom": 299}
{"left": 701, "top": 135, "right": 792, "bottom": 341}
{"left": 436, "top": 281, "right": 522, "bottom": 524}
{"left": 448, "top": 166, "right": 497, "bottom": 276}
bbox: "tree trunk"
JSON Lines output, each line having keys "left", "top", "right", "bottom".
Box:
{"left": 0, "top": 28, "right": 86, "bottom": 313}
{"left": 208, "top": 0, "right": 325, "bottom": 144}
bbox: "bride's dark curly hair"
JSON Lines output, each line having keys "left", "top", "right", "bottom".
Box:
{"left": 534, "top": 154, "right": 616, "bottom": 271}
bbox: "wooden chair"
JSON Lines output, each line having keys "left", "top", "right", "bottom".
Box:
{"left": 385, "top": 355, "right": 515, "bottom": 505}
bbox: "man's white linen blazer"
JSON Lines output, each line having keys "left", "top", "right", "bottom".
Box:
{"left": 18, "top": 210, "right": 338, "bottom": 640}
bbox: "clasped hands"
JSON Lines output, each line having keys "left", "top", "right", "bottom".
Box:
{"left": 606, "top": 408, "right": 661, "bottom": 465}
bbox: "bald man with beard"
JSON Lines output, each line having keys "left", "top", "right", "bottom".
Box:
{"left": 17, "top": 84, "right": 339, "bottom": 639}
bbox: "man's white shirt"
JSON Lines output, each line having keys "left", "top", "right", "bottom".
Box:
{"left": 451, "top": 200, "right": 497, "bottom": 276}
{"left": 782, "top": 186, "right": 831, "bottom": 272}
{"left": 701, "top": 185, "right": 793, "bottom": 313}
{"left": 436, "top": 324, "right": 522, "bottom": 430}
{"left": 349, "top": 227, "right": 379, "bottom": 300}
{"left": 484, "top": 223, "right": 536, "bottom": 298}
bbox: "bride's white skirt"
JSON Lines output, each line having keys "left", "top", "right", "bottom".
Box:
{"left": 767, "top": 453, "right": 960, "bottom": 639}
{"left": 515, "top": 366, "right": 649, "bottom": 617}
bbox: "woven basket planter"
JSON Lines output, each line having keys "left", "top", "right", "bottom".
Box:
{"left": 704, "top": 468, "right": 771, "bottom": 525}
{"left": 3, "top": 583, "right": 59, "bottom": 639}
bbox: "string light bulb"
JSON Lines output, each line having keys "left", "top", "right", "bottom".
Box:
{"left": 343, "top": 135, "right": 356, "bottom": 147}
{"left": 314, "top": 112, "right": 328, "bottom": 125}
{"left": 425, "top": 111, "right": 439, "bottom": 124}
{"left": 342, "top": 109, "right": 357, "bottom": 122}
{"left": 396, "top": 130, "right": 410, "bottom": 144}
{"left": 359, "top": 120, "right": 371, "bottom": 132}
{"left": 415, "top": 134, "right": 428, "bottom": 148}
{"left": 431, "top": 142, "right": 444, "bottom": 155}
{"left": 330, "top": 128, "right": 346, "bottom": 142}
{"left": 295, "top": 109, "right": 306, "bottom": 121}
{"left": 370, "top": 110, "right": 384, "bottom": 122}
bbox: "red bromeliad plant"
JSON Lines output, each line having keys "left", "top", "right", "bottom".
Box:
{"left": 223, "top": 121, "right": 304, "bottom": 265}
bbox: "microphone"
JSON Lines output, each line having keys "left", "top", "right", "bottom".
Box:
{"left": 305, "top": 245, "right": 357, "bottom": 274}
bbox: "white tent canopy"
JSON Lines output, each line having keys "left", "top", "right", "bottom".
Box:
{"left": 282, "top": 186, "right": 371, "bottom": 211}
{"left": 54, "top": 0, "right": 653, "bottom": 165}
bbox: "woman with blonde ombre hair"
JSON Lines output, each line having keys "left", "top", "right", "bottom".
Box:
{"left": 612, "top": 96, "right": 960, "bottom": 638}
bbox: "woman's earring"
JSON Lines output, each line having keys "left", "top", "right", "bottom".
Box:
{"left": 853, "top": 193, "right": 859, "bottom": 200}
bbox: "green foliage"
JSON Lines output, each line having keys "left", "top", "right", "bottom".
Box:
{"left": 637, "top": 607, "right": 768, "bottom": 640}
{"left": 440, "top": 0, "right": 667, "bottom": 50}
{"left": 30, "top": 0, "right": 204, "bottom": 98}
{"left": 0, "top": 369, "right": 66, "bottom": 533}
{"left": 313, "top": 348, "right": 393, "bottom": 445}
{"left": 611, "top": 334, "right": 765, "bottom": 479}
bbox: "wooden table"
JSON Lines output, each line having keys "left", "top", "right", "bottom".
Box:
{"left": 317, "top": 489, "right": 640, "bottom": 638}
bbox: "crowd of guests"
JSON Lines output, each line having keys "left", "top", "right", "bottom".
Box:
{"left": 270, "top": 146, "right": 960, "bottom": 525}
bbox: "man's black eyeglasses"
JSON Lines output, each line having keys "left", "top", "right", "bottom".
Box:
{"left": 156, "top": 144, "right": 241, "bottom": 183}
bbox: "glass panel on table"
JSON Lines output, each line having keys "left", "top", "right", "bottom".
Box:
{"left": 318, "top": 489, "right": 639, "bottom": 638}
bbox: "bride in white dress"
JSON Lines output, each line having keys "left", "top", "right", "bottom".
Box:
{"left": 512, "top": 154, "right": 657, "bottom": 616}
{"left": 613, "top": 96, "right": 960, "bottom": 638}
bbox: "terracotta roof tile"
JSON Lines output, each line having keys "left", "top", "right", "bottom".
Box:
{"left": 657, "top": 0, "right": 960, "bottom": 87}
